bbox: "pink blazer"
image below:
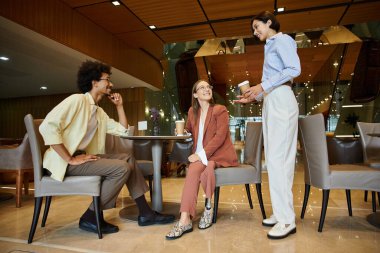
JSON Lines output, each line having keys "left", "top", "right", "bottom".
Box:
{"left": 186, "top": 104, "right": 238, "bottom": 168}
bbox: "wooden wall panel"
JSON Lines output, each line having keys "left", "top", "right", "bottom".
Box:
{"left": 0, "top": 88, "right": 145, "bottom": 138}
{"left": 0, "top": 0, "right": 163, "bottom": 89}
{"left": 117, "top": 29, "right": 164, "bottom": 60}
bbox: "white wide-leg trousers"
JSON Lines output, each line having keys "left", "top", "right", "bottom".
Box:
{"left": 262, "top": 85, "right": 299, "bottom": 224}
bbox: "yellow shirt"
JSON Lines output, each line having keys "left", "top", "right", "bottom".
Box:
{"left": 39, "top": 93, "right": 129, "bottom": 181}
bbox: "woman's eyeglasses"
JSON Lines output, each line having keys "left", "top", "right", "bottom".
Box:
{"left": 196, "top": 85, "right": 213, "bottom": 92}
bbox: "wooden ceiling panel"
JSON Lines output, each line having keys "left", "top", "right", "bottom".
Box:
{"left": 205, "top": 53, "right": 264, "bottom": 85}
{"left": 60, "top": 0, "right": 105, "bottom": 8}
{"left": 278, "top": 7, "right": 346, "bottom": 33}
{"left": 156, "top": 25, "right": 214, "bottom": 43}
{"left": 202, "top": 44, "right": 339, "bottom": 85}
{"left": 200, "top": 0, "right": 274, "bottom": 20}
{"left": 212, "top": 19, "right": 252, "bottom": 38}
{"left": 121, "top": 0, "right": 206, "bottom": 28}
{"left": 117, "top": 30, "right": 164, "bottom": 59}
{"left": 76, "top": 2, "right": 146, "bottom": 34}
{"left": 277, "top": 0, "right": 349, "bottom": 11}
{"left": 297, "top": 45, "right": 337, "bottom": 82}
{"left": 340, "top": 2, "right": 380, "bottom": 25}
{"left": 340, "top": 42, "right": 362, "bottom": 80}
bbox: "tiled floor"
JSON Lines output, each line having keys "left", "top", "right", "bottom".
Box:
{"left": 0, "top": 160, "right": 379, "bottom": 253}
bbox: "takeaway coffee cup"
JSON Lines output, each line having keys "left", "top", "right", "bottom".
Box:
{"left": 238, "top": 80, "right": 250, "bottom": 95}
{"left": 175, "top": 120, "right": 185, "bottom": 136}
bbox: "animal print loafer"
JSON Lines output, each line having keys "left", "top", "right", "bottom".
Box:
{"left": 198, "top": 208, "right": 213, "bottom": 229}
{"left": 165, "top": 221, "right": 193, "bottom": 240}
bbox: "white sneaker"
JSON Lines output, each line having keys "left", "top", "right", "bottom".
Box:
{"left": 262, "top": 215, "right": 278, "bottom": 227}
{"left": 267, "top": 222, "right": 296, "bottom": 239}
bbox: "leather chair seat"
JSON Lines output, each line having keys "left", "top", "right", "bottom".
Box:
{"left": 215, "top": 164, "right": 260, "bottom": 186}
{"left": 39, "top": 176, "right": 101, "bottom": 196}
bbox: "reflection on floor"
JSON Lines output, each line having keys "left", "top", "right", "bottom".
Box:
{"left": 0, "top": 160, "right": 379, "bottom": 253}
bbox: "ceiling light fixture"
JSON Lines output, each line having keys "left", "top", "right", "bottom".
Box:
{"left": 112, "top": 1, "right": 120, "bottom": 6}
{"left": 149, "top": 25, "right": 156, "bottom": 30}
{"left": 40, "top": 86, "right": 47, "bottom": 90}
{"left": 277, "top": 7, "right": 285, "bottom": 12}
{"left": 0, "top": 56, "right": 9, "bottom": 61}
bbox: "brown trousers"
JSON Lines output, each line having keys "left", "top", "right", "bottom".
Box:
{"left": 180, "top": 160, "right": 216, "bottom": 218}
{"left": 66, "top": 153, "right": 149, "bottom": 211}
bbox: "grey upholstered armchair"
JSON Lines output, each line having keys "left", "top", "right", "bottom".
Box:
{"left": 212, "top": 121, "right": 266, "bottom": 223}
{"left": 299, "top": 114, "right": 380, "bottom": 232}
{"left": 0, "top": 133, "right": 33, "bottom": 207}
{"left": 357, "top": 121, "right": 380, "bottom": 207}
{"left": 24, "top": 114, "right": 102, "bottom": 243}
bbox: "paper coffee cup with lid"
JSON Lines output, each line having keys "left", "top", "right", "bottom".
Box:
{"left": 175, "top": 120, "right": 185, "bottom": 136}
{"left": 238, "top": 80, "right": 250, "bottom": 94}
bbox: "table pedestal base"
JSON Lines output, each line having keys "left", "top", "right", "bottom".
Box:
{"left": 366, "top": 212, "right": 380, "bottom": 229}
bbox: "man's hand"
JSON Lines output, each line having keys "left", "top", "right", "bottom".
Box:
{"left": 108, "top": 93, "right": 123, "bottom": 107}
{"left": 68, "top": 154, "right": 99, "bottom": 165}
{"left": 188, "top": 154, "right": 200, "bottom": 163}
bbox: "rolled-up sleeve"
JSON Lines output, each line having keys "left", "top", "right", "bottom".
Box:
{"left": 105, "top": 115, "right": 129, "bottom": 137}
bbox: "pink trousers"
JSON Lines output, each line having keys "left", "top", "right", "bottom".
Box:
{"left": 179, "top": 160, "right": 216, "bottom": 218}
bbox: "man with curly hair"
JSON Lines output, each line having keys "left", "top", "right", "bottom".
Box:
{"left": 39, "top": 60, "right": 174, "bottom": 234}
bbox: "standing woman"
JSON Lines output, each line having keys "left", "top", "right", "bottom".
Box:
{"left": 235, "top": 11, "right": 301, "bottom": 239}
{"left": 166, "top": 80, "right": 238, "bottom": 240}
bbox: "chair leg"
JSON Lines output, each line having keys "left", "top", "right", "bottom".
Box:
{"left": 28, "top": 197, "right": 43, "bottom": 244}
{"left": 318, "top": 189, "right": 330, "bottom": 232}
{"left": 255, "top": 183, "right": 266, "bottom": 219}
{"left": 245, "top": 184, "right": 253, "bottom": 209}
{"left": 93, "top": 196, "right": 103, "bottom": 239}
{"left": 301, "top": 184, "right": 311, "bottom": 219}
{"left": 41, "top": 196, "right": 52, "bottom": 227}
{"left": 148, "top": 175, "right": 153, "bottom": 201}
{"left": 364, "top": 190, "right": 368, "bottom": 202}
{"left": 16, "top": 170, "right": 23, "bottom": 208}
{"left": 345, "top": 189, "right": 352, "bottom": 216}
{"left": 372, "top": 192, "right": 377, "bottom": 212}
{"left": 212, "top": 187, "right": 220, "bottom": 224}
